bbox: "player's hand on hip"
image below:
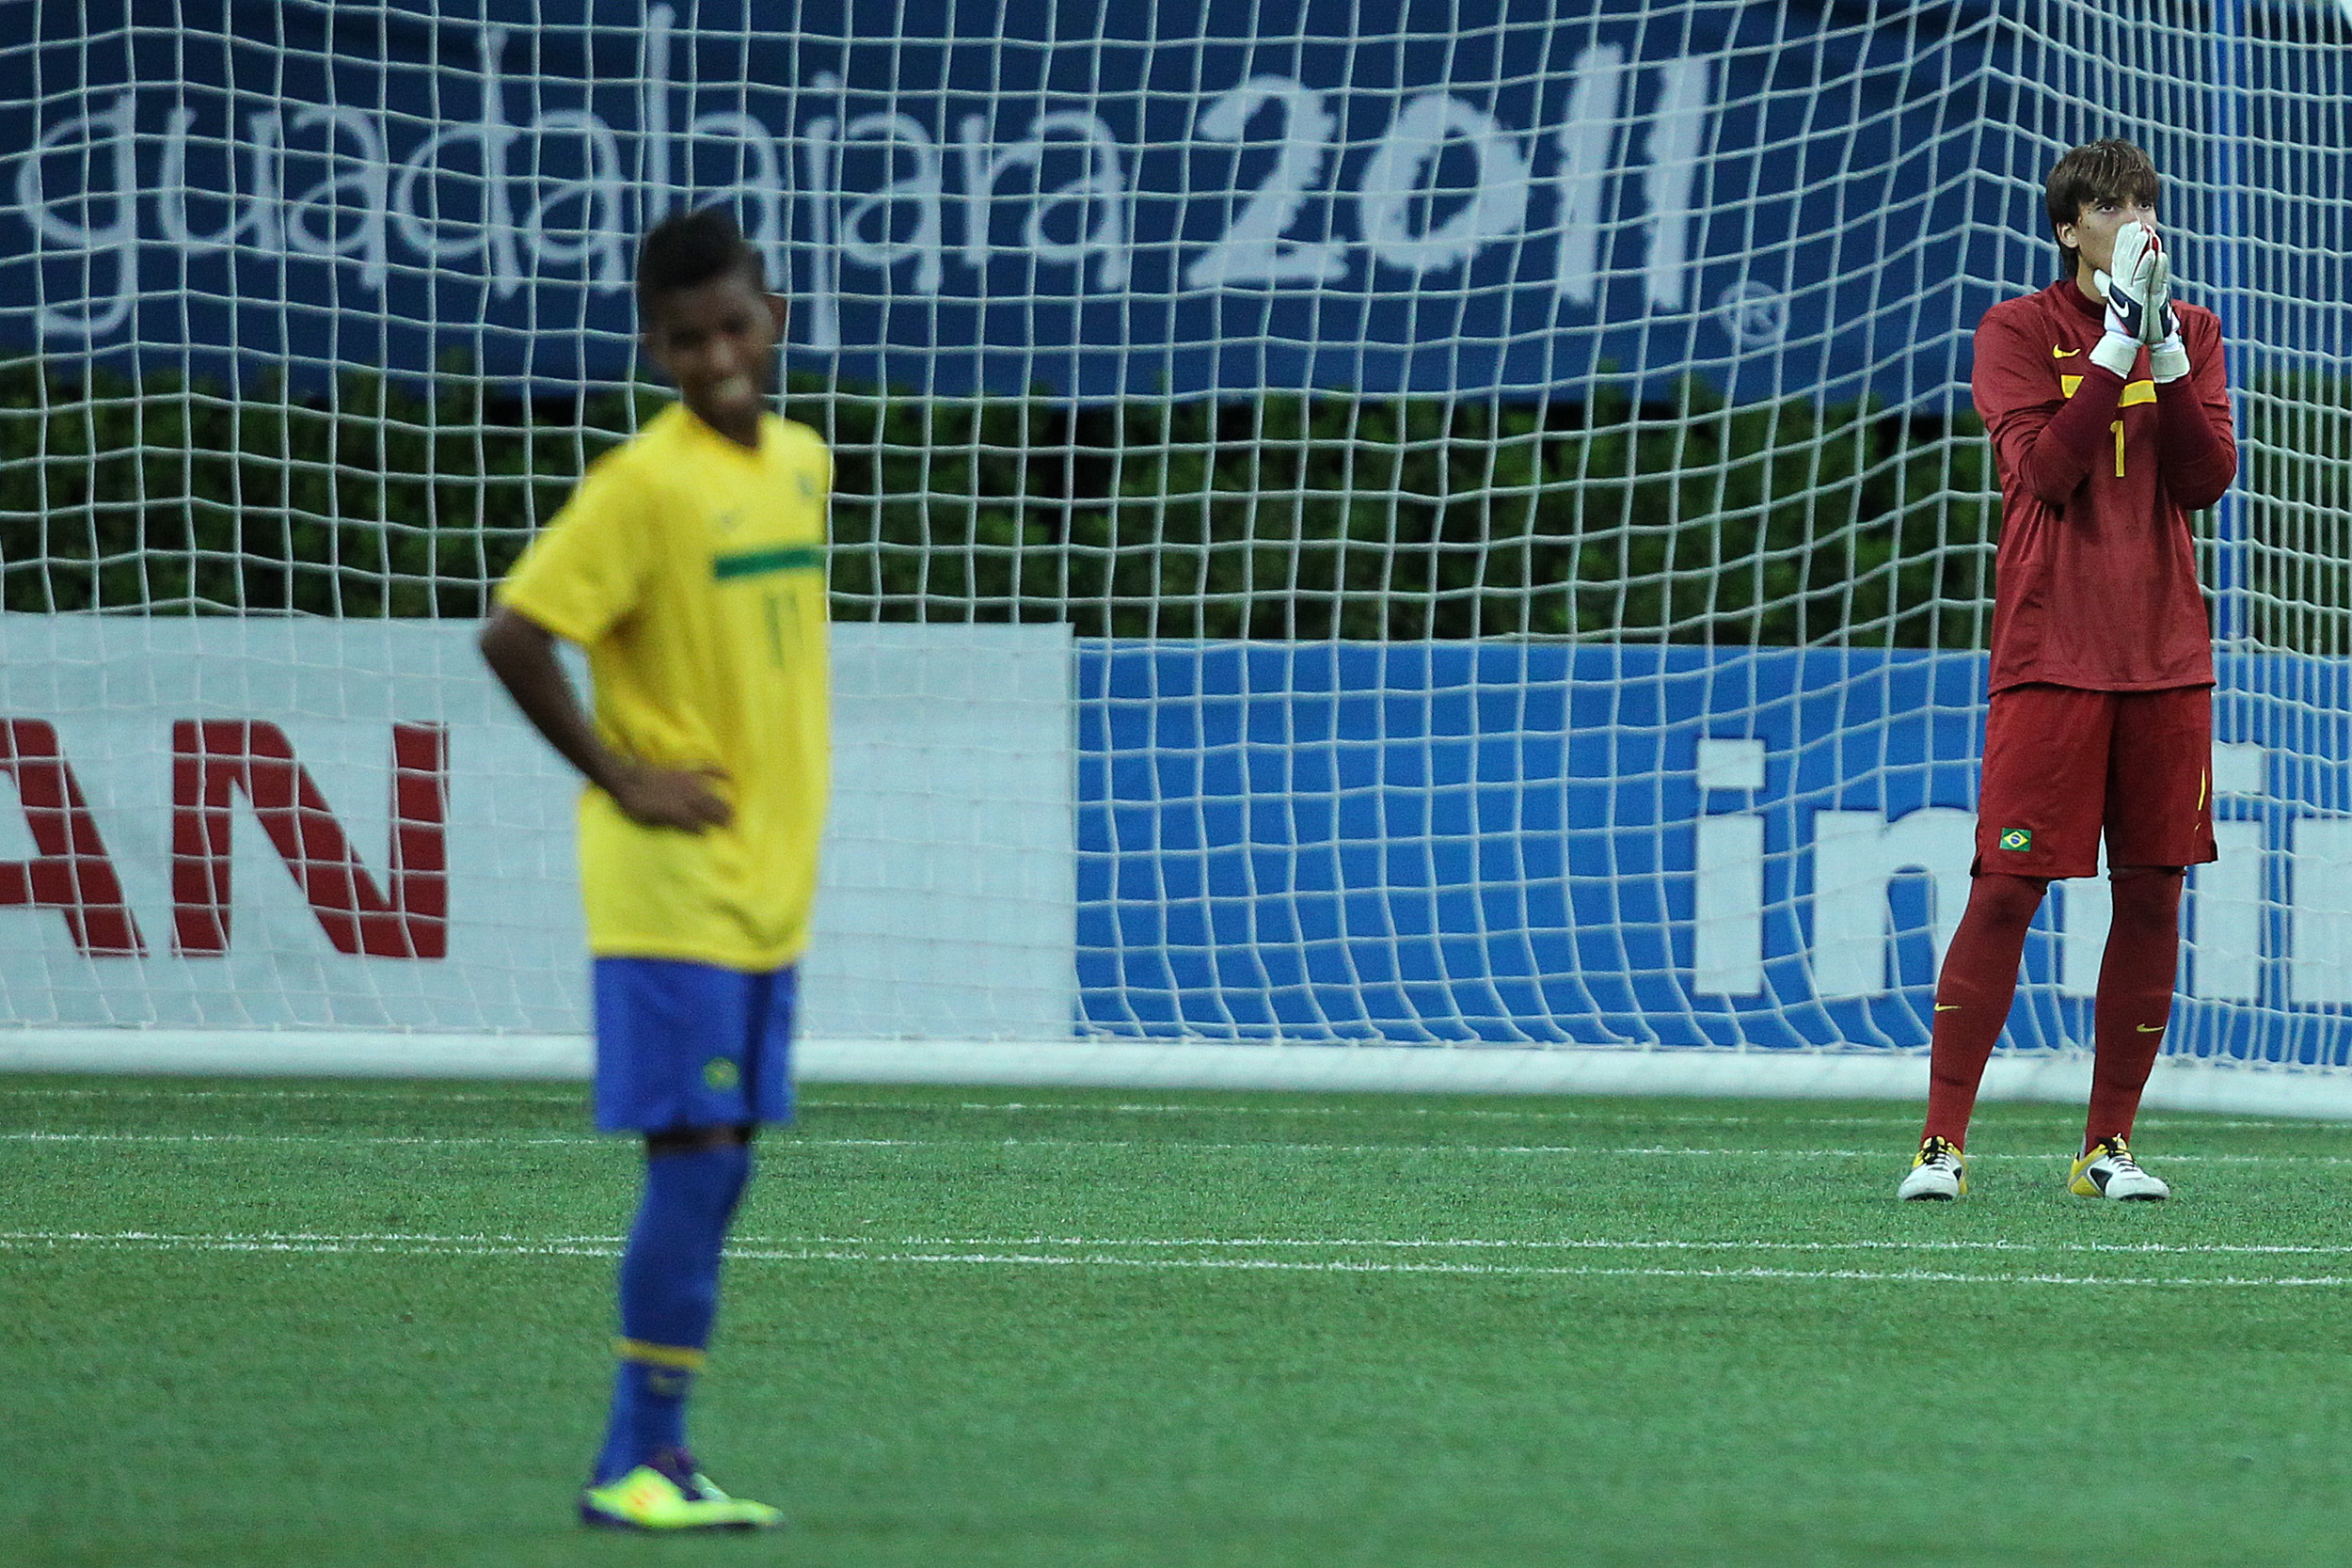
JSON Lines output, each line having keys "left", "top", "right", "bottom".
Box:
{"left": 609, "top": 761, "right": 735, "bottom": 832}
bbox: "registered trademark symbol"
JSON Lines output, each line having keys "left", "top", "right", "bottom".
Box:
{"left": 1715, "top": 280, "right": 1787, "bottom": 348}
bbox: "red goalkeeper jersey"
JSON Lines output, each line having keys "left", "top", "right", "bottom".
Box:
{"left": 1971, "top": 278, "right": 2236, "bottom": 693}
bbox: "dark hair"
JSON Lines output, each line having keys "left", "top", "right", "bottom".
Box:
{"left": 2044, "top": 139, "right": 2161, "bottom": 280}
{"left": 634, "top": 207, "right": 765, "bottom": 324}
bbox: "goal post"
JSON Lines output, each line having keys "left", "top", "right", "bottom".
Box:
{"left": 5, "top": 0, "right": 2352, "bottom": 1109}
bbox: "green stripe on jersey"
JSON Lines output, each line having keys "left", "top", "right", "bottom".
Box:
{"left": 712, "top": 545, "right": 824, "bottom": 580}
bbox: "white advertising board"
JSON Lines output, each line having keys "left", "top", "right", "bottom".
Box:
{"left": 0, "top": 616, "right": 1077, "bottom": 1047}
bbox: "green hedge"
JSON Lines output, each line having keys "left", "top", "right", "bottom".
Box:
{"left": 0, "top": 358, "right": 1995, "bottom": 644}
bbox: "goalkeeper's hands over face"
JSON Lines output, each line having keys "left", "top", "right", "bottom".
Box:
{"left": 2091, "top": 221, "right": 2155, "bottom": 376}
{"left": 2138, "top": 226, "right": 2190, "bottom": 385}
{"left": 2098, "top": 221, "right": 2190, "bottom": 384}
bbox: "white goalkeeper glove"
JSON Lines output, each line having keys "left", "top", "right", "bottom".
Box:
{"left": 2097, "top": 222, "right": 2189, "bottom": 383}
{"left": 2090, "top": 222, "right": 2155, "bottom": 377}
{"left": 2140, "top": 232, "right": 2189, "bottom": 385}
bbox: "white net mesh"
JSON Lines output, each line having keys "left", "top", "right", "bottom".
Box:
{"left": 2, "top": 0, "right": 2348, "bottom": 1067}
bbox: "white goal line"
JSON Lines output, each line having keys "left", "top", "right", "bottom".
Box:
{"left": 8, "top": 1031, "right": 2352, "bottom": 1122}
{"left": 11, "top": 1129, "right": 2352, "bottom": 1166}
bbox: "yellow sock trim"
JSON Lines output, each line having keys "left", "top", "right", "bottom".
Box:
{"left": 614, "top": 1337, "right": 707, "bottom": 1371}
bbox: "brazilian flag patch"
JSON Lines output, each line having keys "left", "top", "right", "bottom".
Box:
{"left": 703, "top": 1057, "right": 741, "bottom": 1091}
{"left": 1998, "top": 827, "right": 2032, "bottom": 852}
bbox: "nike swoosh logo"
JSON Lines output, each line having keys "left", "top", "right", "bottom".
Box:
{"left": 1934, "top": 1005, "right": 1961, "bottom": 1012}
{"left": 2052, "top": 346, "right": 2081, "bottom": 357}
{"left": 2137, "top": 1023, "right": 2165, "bottom": 1033}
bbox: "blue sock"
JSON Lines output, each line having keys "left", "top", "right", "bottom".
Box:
{"left": 592, "top": 1140, "right": 751, "bottom": 1483}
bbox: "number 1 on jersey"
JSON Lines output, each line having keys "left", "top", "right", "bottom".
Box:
{"left": 2110, "top": 419, "right": 2125, "bottom": 479}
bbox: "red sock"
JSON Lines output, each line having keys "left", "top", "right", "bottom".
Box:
{"left": 1922, "top": 873, "right": 2047, "bottom": 1148}
{"left": 2085, "top": 868, "right": 2185, "bottom": 1150}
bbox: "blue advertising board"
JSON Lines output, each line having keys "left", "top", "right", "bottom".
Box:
{"left": 1076, "top": 643, "right": 2352, "bottom": 1064}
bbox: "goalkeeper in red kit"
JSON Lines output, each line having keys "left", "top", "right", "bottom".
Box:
{"left": 1898, "top": 139, "right": 2236, "bottom": 1202}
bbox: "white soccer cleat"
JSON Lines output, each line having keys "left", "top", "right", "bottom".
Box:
{"left": 1898, "top": 1136, "right": 1967, "bottom": 1200}
{"left": 2068, "top": 1135, "right": 2170, "bottom": 1201}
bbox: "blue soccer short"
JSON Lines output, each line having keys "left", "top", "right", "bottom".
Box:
{"left": 591, "top": 958, "right": 797, "bottom": 1134}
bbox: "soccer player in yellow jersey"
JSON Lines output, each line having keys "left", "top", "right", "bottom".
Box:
{"left": 479, "top": 208, "right": 829, "bottom": 1531}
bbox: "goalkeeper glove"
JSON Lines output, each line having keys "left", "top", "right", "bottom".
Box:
{"left": 2098, "top": 222, "right": 2190, "bottom": 383}
{"left": 2140, "top": 232, "right": 2189, "bottom": 385}
{"left": 2090, "top": 222, "right": 2158, "bottom": 377}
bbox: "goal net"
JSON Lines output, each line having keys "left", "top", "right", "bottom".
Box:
{"left": 4, "top": 0, "right": 2350, "bottom": 1088}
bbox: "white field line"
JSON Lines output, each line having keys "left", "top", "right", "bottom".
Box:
{"left": 16, "top": 1227, "right": 2352, "bottom": 1259}
{"left": 806, "top": 1101, "right": 1962, "bottom": 1128}
{"left": 747, "top": 1234, "right": 2352, "bottom": 1258}
{"left": 0, "top": 1086, "right": 578, "bottom": 1103}
{"left": 12, "top": 1227, "right": 2352, "bottom": 1259}
{"left": 0, "top": 1132, "right": 599, "bottom": 1147}
{"left": 6, "top": 1129, "right": 2352, "bottom": 1166}
{"left": 807, "top": 1101, "right": 2329, "bottom": 1134}
{"left": 3, "top": 1227, "right": 2351, "bottom": 1288}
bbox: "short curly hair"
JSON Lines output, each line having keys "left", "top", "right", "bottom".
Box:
{"left": 2044, "top": 139, "right": 2161, "bottom": 281}
{"left": 634, "top": 207, "right": 765, "bottom": 326}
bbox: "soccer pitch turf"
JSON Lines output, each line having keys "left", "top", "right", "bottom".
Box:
{"left": 8, "top": 1077, "right": 2352, "bottom": 1566}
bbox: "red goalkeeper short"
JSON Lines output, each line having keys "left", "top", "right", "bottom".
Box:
{"left": 1973, "top": 682, "right": 2217, "bottom": 879}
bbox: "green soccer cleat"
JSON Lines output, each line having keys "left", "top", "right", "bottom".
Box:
{"left": 1897, "top": 1135, "right": 1967, "bottom": 1200}
{"left": 2069, "top": 1135, "right": 2169, "bottom": 1201}
{"left": 580, "top": 1451, "right": 784, "bottom": 1531}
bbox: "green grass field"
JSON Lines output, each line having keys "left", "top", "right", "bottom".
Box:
{"left": 8, "top": 1074, "right": 2352, "bottom": 1567}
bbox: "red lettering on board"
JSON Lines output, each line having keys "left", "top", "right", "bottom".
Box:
{"left": 171, "top": 721, "right": 449, "bottom": 959}
{"left": 0, "top": 720, "right": 146, "bottom": 957}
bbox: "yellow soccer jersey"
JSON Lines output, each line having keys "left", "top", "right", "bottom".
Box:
{"left": 496, "top": 403, "right": 831, "bottom": 971}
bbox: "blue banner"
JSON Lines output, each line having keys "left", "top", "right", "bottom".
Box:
{"left": 0, "top": 0, "right": 2130, "bottom": 403}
